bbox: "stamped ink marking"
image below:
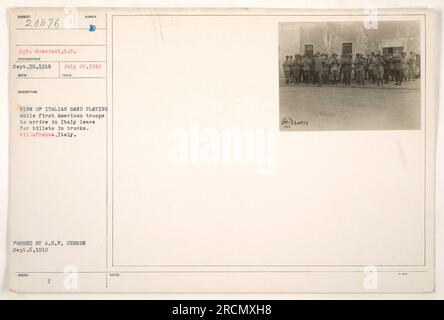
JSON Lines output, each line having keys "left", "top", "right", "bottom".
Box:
{"left": 89, "top": 24, "right": 96, "bottom": 32}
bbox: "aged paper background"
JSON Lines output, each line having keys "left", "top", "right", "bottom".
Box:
{"left": 1, "top": 1, "right": 443, "bottom": 298}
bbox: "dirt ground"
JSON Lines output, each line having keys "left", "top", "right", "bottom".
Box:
{"left": 279, "top": 81, "right": 421, "bottom": 131}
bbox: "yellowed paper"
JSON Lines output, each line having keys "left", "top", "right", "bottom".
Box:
{"left": 8, "top": 8, "right": 437, "bottom": 292}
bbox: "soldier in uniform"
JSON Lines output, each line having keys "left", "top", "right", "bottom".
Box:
{"left": 338, "top": 54, "right": 344, "bottom": 82}
{"left": 322, "top": 54, "right": 330, "bottom": 84}
{"left": 401, "top": 51, "right": 409, "bottom": 82}
{"left": 354, "top": 53, "right": 365, "bottom": 86}
{"left": 342, "top": 54, "right": 352, "bottom": 85}
{"left": 302, "top": 55, "right": 312, "bottom": 84}
{"left": 298, "top": 54, "right": 304, "bottom": 83}
{"left": 383, "top": 52, "right": 391, "bottom": 84}
{"left": 408, "top": 52, "right": 416, "bottom": 81}
{"left": 363, "top": 54, "right": 369, "bottom": 80}
{"left": 293, "top": 54, "right": 301, "bottom": 84}
{"left": 288, "top": 55, "right": 294, "bottom": 84}
{"left": 313, "top": 52, "right": 323, "bottom": 86}
{"left": 309, "top": 55, "right": 315, "bottom": 84}
{"left": 282, "top": 55, "right": 291, "bottom": 85}
{"left": 300, "top": 55, "right": 306, "bottom": 83}
{"left": 388, "top": 53, "right": 395, "bottom": 81}
{"left": 329, "top": 53, "right": 340, "bottom": 84}
{"left": 368, "top": 52, "right": 375, "bottom": 83}
{"left": 393, "top": 52, "right": 403, "bottom": 85}
{"left": 373, "top": 51, "right": 385, "bottom": 86}
{"left": 414, "top": 53, "right": 420, "bottom": 79}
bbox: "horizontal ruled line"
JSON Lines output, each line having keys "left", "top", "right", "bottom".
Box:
{"left": 16, "top": 60, "right": 106, "bottom": 63}
{"left": 15, "top": 270, "right": 430, "bottom": 274}
{"left": 16, "top": 77, "right": 106, "bottom": 79}
{"left": 16, "top": 28, "right": 106, "bottom": 30}
{"left": 113, "top": 263, "right": 428, "bottom": 267}
{"left": 16, "top": 44, "right": 106, "bottom": 46}
{"left": 112, "top": 13, "right": 425, "bottom": 17}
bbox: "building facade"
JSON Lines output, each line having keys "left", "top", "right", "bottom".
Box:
{"left": 298, "top": 21, "right": 420, "bottom": 57}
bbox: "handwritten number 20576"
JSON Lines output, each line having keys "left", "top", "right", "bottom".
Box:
{"left": 25, "top": 18, "right": 60, "bottom": 29}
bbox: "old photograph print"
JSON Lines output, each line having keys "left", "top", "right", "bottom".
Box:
{"left": 279, "top": 21, "right": 421, "bottom": 131}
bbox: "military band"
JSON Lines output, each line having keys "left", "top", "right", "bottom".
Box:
{"left": 282, "top": 50, "right": 419, "bottom": 86}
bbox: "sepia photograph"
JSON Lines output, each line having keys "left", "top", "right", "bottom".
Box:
{"left": 279, "top": 21, "right": 421, "bottom": 131}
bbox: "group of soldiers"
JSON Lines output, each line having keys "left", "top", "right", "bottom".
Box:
{"left": 282, "top": 50, "right": 419, "bottom": 87}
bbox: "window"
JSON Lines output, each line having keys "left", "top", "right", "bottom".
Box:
{"left": 382, "top": 46, "right": 404, "bottom": 55}
{"left": 304, "top": 44, "right": 314, "bottom": 56}
{"left": 342, "top": 43, "right": 352, "bottom": 55}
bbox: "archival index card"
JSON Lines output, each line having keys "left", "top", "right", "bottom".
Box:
{"left": 8, "top": 8, "right": 438, "bottom": 293}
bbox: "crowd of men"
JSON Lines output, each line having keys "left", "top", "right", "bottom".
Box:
{"left": 282, "top": 50, "right": 419, "bottom": 87}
